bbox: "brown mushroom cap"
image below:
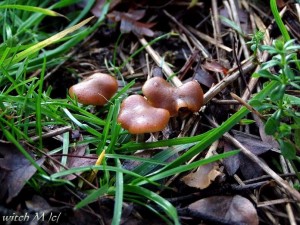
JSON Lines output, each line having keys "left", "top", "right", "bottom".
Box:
{"left": 117, "top": 95, "right": 170, "bottom": 134}
{"left": 142, "top": 77, "right": 204, "bottom": 116}
{"left": 69, "top": 73, "right": 118, "bottom": 106}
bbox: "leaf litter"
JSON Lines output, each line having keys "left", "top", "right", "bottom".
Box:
{"left": 0, "top": 143, "right": 45, "bottom": 203}
{"left": 2, "top": 0, "right": 300, "bottom": 224}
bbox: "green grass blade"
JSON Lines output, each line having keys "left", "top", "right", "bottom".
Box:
{"left": 3, "top": 16, "right": 94, "bottom": 67}
{"left": 75, "top": 184, "right": 109, "bottom": 209}
{"left": 35, "top": 56, "right": 46, "bottom": 148}
{"left": 124, "top": 185, "right": 180, "bottom": 225}
{"left": 0, "top": 4, "right": 66, "bottom": 18}
{"left": 111, "top": 159, "right": 124, "bottom": 225}
{"left": 132, "top": 150, "right": 239, "bottom": 186}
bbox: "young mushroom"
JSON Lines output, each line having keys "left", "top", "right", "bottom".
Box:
{"left": 142, "top": 77, "right": 204, "bottom": 116}
{"left": 117, "top": 95, "right": 170, "bottom": 134}
{"left": 69, "top": 73, "right": 118, "bottom": 106}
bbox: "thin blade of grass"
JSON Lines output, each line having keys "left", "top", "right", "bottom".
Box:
{"left": 3, "top": 16, "right": 94, "bottom": 67}
{"left": 124, "top": 185, "right": 180, "bottom": 225}
{"left": 132, "top": 150, "right": 239, "bottom": 186}
{"left": 75, "top": 184, "right": 109, "bottom": 210}
{"left": 0, "top": 4, "right": 67, "bottom": 18}
{"left": 111, "top": 159, "right": 124, "bottom": 225}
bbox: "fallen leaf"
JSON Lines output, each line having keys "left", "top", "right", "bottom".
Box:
{"left": 108, "top": 9, "right": 156, "bottom": 36}
{"left": 194, "top": 67, "right": 217, "bottom": 88}
{"left": 0, "top": 143, "right": 45, "bottom": 203}
{"left": 223, "top": 142, "right": 240, "bottom": 176}
{"left": 253, "top": 114, "right": 279, "bottom": 149}
{"left": 239, "top": 153, "right": 265, "bottom": 179}
{"left": 181, "top": 163, "right": 221, "bottom": 189}
{"left": 232, "top": 130, "right": 272, "bottom": 155}
{"left": 223, "top": 135, "right": 267, "bottom": 179}
{"left": 79, "top": 0, "right": 121, "bottom": 18}
{"left": 61, "top": 144, "right": 97, "bottom": 180}
{"left": 188, "top": 195, "right": 259, "bottom": 225}
{"left": 25, "top": 195, "right": 52, "bottom": 211}
{"left": 202, "top": 60, "right": 229, "bottom": 75}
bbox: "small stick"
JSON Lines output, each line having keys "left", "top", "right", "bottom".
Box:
{"left": 31, "top": 126, "right": 72, "bottom": 142}
{"left": 119, "top": 50, "right": 135, "bottom": 75}
{"left": 163, "top": 10, "right": 211, "bottom": 58}
{"left": 138, "top": 37, "right": 182, "bottom": 87}
{"left": 178, "top": 48, "right": 199, "bottom": 79}
{"left": 230, "top": 92, "right": 265, "bottom": 119}
{"left": 203, "top": 57, "right": 255, "bottom": 104}
{"left": 228, "top": 0, "right": 250, "bottom": 59}
{"left": 188, "top": 26, "right": 232, "bottom": 52}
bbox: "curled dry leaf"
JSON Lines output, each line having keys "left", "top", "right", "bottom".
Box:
{"left": 108, "top": 9, "right": 156, "bottom": 36}
{"left": 188, "top": 195, "right": 259, "bottom": 225}
{"left": 202, "top": 59, "right": 229, "bottom": 75}
{"left": 181, "top": 163, "right": 221, "bottom": 189}
{"left": 88, "top": 0, "right": 121, "bottom": 18}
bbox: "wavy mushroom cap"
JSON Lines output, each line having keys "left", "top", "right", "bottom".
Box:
{"left": 142, "top": 77, "right": 204, "bottom": 116}
{"left": 69, "top": 73, "right": 118, "bottom": 106}
{"left": 117, "top": 95, "right": 170, "bottom": 134}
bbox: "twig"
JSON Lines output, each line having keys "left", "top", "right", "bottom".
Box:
{"left": 228, "top": 0, "right": 250, "bottom": 59}
{"left": 163, "top": 10, "right": 211, "bottom": 58}
{"left": 188, "top": 26, "right": 232, "bottom": 52}
{"left": 138, "top": 37, "right": 182, "bottom": 87}
{"left": 230, "top": 92, "right": 265, "bottom": 119}
{"left": 30, "top": 126, "right": 72, "bottom": 142}
{"left": 203, "top": 57, "right": 255, "bottom": 104}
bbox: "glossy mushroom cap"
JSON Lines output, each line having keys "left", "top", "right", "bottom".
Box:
{"left": 69, "top": 73, "right": 118, "bottom": 106}
{"left": 142, "top": 77, "right": 204, "bottom": 116}
{"left": 117, "top": 95, "right": 170, "bottom": 134}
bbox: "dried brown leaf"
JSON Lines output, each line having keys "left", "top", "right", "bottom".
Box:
{"left": 194, "top": 67, "right": 217, "bottom": 88}
{"left": 188, "top": 195, "right": 259, "bottom": 225}
{"left": 232, "top": 130, "right": 272, "bottom": 155}
{"left": 223, "top": 136, "right": 267, "bottom": 179}
{"left": 223, "top": 142, "right": 240, "bottom": 176}
{"left": 181, "top": 163, "right": 221, "bottom": 189}
{"left": 108, "top": 10, "right": 155, "bottom": 37}
{"left": 79, "top": 0, "right": 121, "bottom": 18}
{"left": 239, "top": 153, "right": 265, "bottom": 179}
{"left": 253, "top": 114, "right": 279, "bottom": 149}
{"left": 0, "top": 143, "right": 45, "bottom": 203}
{"left": 202, "top": 60, "right": 229, "bottom": 75}
{"left": 64, "top": 144, "right": 97, "bottom": 180}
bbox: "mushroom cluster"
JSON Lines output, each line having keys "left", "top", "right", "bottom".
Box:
{"left": 69, "top": 74, "right": 204, "bottom": 134}
{"left": 117, "top": 77, "right": 204, "bottom": 134}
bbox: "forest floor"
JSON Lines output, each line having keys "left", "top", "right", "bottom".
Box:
{"left": 1, "top": 0, "right": 300, "bottom": 225}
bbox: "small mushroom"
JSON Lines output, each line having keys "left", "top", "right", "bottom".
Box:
{"left": 142, "top": 77, "right": 204, "bottom": 116}
{"left": 117, "top": 95, "right": 170, "bottom": 134}
{"left": 69, "top": 73, "right": 118, "bottom": 106}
